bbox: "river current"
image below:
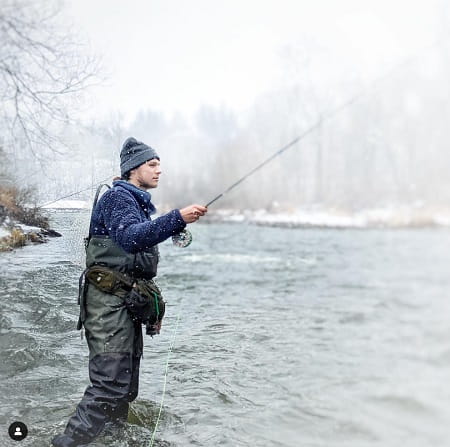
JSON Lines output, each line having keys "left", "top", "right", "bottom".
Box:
{"left": 1, "top": 210, "right": 449, "bottom": 446}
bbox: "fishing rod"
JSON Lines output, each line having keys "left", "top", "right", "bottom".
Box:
{"left": 171, "top": 115, "right": 326, "bottom": 247}
{"left": 204, "top": 56, "right": 433, "bottom": 208}
{"left": 172, "top": 37, "right": 446, "bottom": 247}
{"left": 205, "top": 122, "right": 323, "bottom": 208}
{"left": 40, "top": 37, "right": 446, "bottom": 247}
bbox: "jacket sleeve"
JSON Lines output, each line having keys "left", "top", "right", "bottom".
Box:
{"left": 100, "top": 189, "right": 186, "bottom": 253}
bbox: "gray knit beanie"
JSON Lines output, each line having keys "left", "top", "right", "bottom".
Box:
{"left": 120, "top": 137, "right": 159, "bottom": 176}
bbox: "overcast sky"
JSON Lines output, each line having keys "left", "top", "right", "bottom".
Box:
{"left": 64, "top": 0, "right": 440, "bottom": 123}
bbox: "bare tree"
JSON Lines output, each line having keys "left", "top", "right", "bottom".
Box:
{"left": 0, "top": 0, "right": 99, "bottom": 161}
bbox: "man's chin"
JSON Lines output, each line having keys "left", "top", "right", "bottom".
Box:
{"left": 137, "top": 183, "right": 155, "bottom": 190}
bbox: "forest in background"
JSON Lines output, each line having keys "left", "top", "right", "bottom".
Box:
{"left": 1, "top": 0, "right": 449, "bottom": 219}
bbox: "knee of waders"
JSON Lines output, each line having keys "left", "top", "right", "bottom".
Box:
{"left": 89, "top": 353, "right": 134, "bottom": 399}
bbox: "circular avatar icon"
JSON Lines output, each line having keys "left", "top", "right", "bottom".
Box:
{"left": 8, "top": 421, "right": 28, "bottom": 441}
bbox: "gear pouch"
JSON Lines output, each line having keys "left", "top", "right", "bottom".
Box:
{"left": 124, "top": 288, "right": 165, "bottom": 326}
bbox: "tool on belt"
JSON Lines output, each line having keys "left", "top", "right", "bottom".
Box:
{"left": 78, "top": 265, "right": 165, "bottom": 336}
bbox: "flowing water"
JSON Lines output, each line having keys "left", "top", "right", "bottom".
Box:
{"left": 1, "top": 210, "right": 449, "bottom": 446}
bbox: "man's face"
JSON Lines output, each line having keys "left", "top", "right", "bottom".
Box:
{"left": 132, "top": 159, "right": 162, "bottom": 189}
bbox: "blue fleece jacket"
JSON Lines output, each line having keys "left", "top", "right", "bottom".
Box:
{"left": 90, "top": 180, "right": 186, "bottom": 253}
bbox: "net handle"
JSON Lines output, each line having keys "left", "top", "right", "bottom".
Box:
{"left": 86, "top": 183, "right": 111, "bottom": 243}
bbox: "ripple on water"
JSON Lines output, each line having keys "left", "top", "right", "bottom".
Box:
{"left": 0, "top": 338, "right": 68, "bottom": 377}
{"left": 0, "top": 313, "right": 12, "bottom": 332}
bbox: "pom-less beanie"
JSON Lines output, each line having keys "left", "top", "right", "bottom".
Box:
{"left": 120, "top": 137, "right": 159, "bottom": 176}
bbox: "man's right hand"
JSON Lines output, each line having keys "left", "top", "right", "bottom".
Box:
{"left": 180, "top": 204, "right": 207, "bottom": 223}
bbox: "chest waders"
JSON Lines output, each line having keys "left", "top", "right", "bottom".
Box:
{"left": 52, "top": 184, "right": 162, "bottom": 447}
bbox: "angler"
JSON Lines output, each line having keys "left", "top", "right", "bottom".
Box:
{"left": 52, "top": 137, "right": 207, "bottom": 447}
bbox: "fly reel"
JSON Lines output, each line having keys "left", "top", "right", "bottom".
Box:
{"left": 172, "top": 229, "right": 193, "bottom": 248}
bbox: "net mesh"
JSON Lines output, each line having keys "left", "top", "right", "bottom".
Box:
{"left": 65, "top": 205, "right": 92, "bottom": 267}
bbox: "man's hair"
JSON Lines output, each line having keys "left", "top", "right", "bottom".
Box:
{"left": 122, "top": 170, "right": 132, "bottom": 181}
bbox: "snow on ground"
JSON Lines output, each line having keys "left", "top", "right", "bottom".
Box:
{"left": 434, "top": 213, "right": 450, "bottom": 226}
{"left": 16, "top": 223, "right": 42, "bottom": 234}
{"left": 209, "top": 206, "right": 450, "bottom": 228}
{"left": 0, "top": 221, "right": 44, "bottom": 240}
{"left": 0, "top": 227, "right": 10, "bottom": 238}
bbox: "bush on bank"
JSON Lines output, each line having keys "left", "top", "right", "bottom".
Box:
{"left": 0, "top": 185, "right": 54, "bottom": 252}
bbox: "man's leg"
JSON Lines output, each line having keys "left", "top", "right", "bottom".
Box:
{"left": 128, "top": 354, "right": 141, "bottom": 402}
{"left": 52, "top": 287, "right": 141, "bottom": 446}
{"left": 112, "top": 354, "right": 141, "bottom": 424}
{"left": 52, "top": 352, "right": 135, "bottom": 446}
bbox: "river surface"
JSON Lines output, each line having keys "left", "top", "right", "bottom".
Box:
{"left": 1, "top": 210, "right": 449, "bottom": 446}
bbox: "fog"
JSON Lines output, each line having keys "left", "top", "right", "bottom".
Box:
{"left": 2, "top": 0, "right": 449, "bottom": 221}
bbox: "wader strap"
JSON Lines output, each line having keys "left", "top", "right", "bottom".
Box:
{"left": 85, "top": 183, "right": 111, "bottom": 248}
{"left": 77, "top": 268, "right": 90, "bottom": 330}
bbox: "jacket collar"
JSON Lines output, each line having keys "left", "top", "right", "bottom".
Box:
{"left": 113, "top": 180, "right": 156, "bottom": 215}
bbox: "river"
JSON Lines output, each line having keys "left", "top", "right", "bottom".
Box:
{"left": 1, "top": 210, "right": 449, "bottom": 446}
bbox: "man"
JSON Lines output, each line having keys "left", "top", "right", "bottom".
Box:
{"left": 52, "top": 137, "right": 207, "bottom": 447}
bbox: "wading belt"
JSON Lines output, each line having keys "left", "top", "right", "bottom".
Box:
{"left": 77, "top": 265, "right": 164, "bottom": 332}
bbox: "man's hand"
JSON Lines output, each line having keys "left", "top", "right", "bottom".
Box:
{"left": 180, "top": 204, "right": 207, "bottom": 223}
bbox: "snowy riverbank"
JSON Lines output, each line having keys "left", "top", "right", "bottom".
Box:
{"left": 41, "top": 199, "right": 450, "bottom": 229}
{"left": 0, "top": 188, "right": 62, "bottom": 251}
{"left": 0, "top": 215, "right": 61, "bottom": 251}
{"left": 0, "top": 222, "right": 61, "bottom": 252}
{"left": 205, "top": 205, "right": 450, "bottom": 229}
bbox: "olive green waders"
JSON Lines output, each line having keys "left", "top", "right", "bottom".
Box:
{"left": 52, "top": 236, "right": 158, "bottom": 447}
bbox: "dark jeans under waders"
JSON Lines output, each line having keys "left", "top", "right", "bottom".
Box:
{"left": 52, "top": 284, "right": 143, "bottom": 447}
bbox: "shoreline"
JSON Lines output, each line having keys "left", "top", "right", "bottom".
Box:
{"left": 44, "top": 201, "right": 450, "bottom": 230}
{"left": 0, "top": 219, "right": 61, "bottom": 252}
{"left": 0, "top": 196, "right": 62, "bottom": 252}
{"left": 3, "top": 203, "right": 447, "bottom": 252}
{"left": 203, "top": 208, "right": 450, "bottom": 230}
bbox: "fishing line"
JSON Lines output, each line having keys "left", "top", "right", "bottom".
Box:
{"left": 141, "top": 38, "right": 450, "bottom": 442}
{"left": 39, "top": 174, "right": 115, "bottom": 208}
{"left": 149, "top": 305, "right": 182, "bottom": 447}
{"left": 34, "top": 36, "right": 447, "bottom": 443}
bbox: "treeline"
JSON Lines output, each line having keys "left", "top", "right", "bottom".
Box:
{"left": 1, "top": 1, "right": 449, "bottom": 214}
{"left": 29, "top": 38, "right": 450, "bottom": 213}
